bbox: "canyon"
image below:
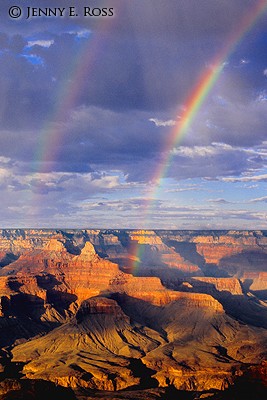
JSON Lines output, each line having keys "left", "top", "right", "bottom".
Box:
{"left": 0, "top": 229, "right": 266, "bottom": 399}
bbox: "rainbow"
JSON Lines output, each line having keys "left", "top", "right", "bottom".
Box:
{"left": 35, "top": 37, "right": 106, "bottom": 175}
{"left": 33, "top": 8, "right": 121, "bottom": 178}
{"left": 131, "top": 0, "right": 267, "bottom": 273}
{"left": 29, "top": 1, "right": 267, "bottom": 260}
{"left": 153, "top": 0, "right": 267, "bottom": 191}
{"left": 30, "top": 12, "right": 119, "bottom": 220}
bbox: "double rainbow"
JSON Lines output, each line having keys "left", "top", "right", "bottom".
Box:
{"left": 132, "top": 0, "right": 267, "bottom": 272}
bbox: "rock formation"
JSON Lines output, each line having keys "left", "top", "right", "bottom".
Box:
{"left": 0, "top": 229, "right": 266, "bottom": 399}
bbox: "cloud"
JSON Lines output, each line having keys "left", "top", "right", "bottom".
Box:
{"left": 149, "top": 118, "right": 176, "bottom": 127}
{"left": 66, "top": 29, "right": 91, "bottom": 39}
{"left": 0, "top": 159, "right": 121, "bottom": 196}
{"left": 240, "top": 58, "right": 250, "bottom": 65}
{"left": 248, "top": 196, "right": 267, "bottom": 203}
{"left": 167, "top": 143, "right": 252, "bottom": 181}
{"left": 207, "top": 198, "right": 231, "bottom": 204}
{"left": 244, "top": 184, "right": 258, "bottom": 189}
{"left": 0, "top": 156, "right": 12, "bottom": 165}
{"left": 0, "top": 0, "right": 266, "bottom": 228}
{"left": 27, "top": 40, "right": 54, "bottom": 48}
{"left": 256, "top": 91, "right": 267, "bottom": 102}
{"left": 22, "top": 54, "right": 44, "bottom": 66}
{"left": 223, "top": 174, "right": 267, "bottom": 183}
{"left": 172, "top": 143, "right": 234, "bottom": 158}
{"left": 0, "top": 152, "right": 266, "bottom": 229}
{"left": 165, "top": 186, "right": 201, "bottom": 193}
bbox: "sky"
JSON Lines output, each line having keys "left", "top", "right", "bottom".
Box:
{"left": 0, "top": 0, "right": 267, "bottom": 229}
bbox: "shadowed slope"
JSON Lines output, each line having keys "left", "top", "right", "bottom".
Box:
{"left": 11, "top": 293, "right": 267, "bottom": 392}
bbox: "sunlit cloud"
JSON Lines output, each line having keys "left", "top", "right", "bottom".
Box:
{"left": 27, "top": 40, "right": 54, "bottom": 48}
{"left": 248, "top": 196, "right": 267, "bottom": 203}
{"left": 149, "top": 118, "right": 176, "bottom": 127}
{"left": 223, "top": 174, "right": 267, "bottom": 183}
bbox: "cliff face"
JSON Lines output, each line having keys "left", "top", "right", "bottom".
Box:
{"left": 11, "top": 293, "right": 265, "bottom": 393}
{"left": 1, "top": 229, "right": 266, "bottom": 278}
{"left": 0, "top": 229, "right": 266, "bottom": 398}
{"left": 191, "top": 277, "right": 243, "bottom": 295}
{"left": 0, "top": 238, "right": 222, "bottom": 316}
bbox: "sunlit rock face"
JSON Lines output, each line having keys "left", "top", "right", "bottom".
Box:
{"left": 0, "top": 229, "right": 266, "bottom": 398}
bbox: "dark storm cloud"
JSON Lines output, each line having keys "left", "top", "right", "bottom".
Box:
{"left": 0, "top": 0, "right": 266, "bottom": 123}
{"left": 1, "top": 1, "right": 260, "bottom": 33}
{"left": 0, "top": 42, "right": 54, "bottom": 129}
{"left": 0, "top": 0, "right": 266, "bottom": 227}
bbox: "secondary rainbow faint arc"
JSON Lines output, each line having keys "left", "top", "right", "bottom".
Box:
{"left": 131, "top": 0, "right": 267, "bottom": 272}
{"left": 30, "top": 8, "right": 123, "bottom": 218}
{"left": 34, "top": 9, "right": 122, "bottom": 176}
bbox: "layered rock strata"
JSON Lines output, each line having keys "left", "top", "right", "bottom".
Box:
{"left": 0, "top": 229, "right": 266, "bottom": 397}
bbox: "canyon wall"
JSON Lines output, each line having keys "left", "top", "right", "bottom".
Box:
{"left": 0, "top": 229, "right": 266, "bottom": 398}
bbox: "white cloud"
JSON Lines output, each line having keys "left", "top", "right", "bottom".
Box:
{"left": 172, "top": 143, "right": 234, "bottom": 158}
{"left": 248, "top": 196, "right": 267, "bottom": 203}
{"left": 27, "top": 40, "right": 54, "bottom": 48}
{"left": 207, "top": 198, "right": 231, "bottom": 204}
{"left": 165, "top": 187, "right": 201, "bottom": 193}
{"left": 244, "top": 184, "right": 258, "bottom": 189}
{"left": 263, "top": 68, "right": 267, "bottom": 77}
{"left": 0, "top": 158, "right": 121, "bottom": 196}
{"left": 0, "top": 167, "right": 12, "bottom": 184}
{"left": 223, "top": 174, "right": 267, "bottom": 182}
{"left": 256, "top": 90, "right": 267, "bottom": 102}
{"left": 67, "top": 29, "right": 91, "bottom": 38}
{"left": 0, "top": 156, "right": 11, "bottom": 164}
{"left": 149, "top": 118, "right": 176, "bottom": 127}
